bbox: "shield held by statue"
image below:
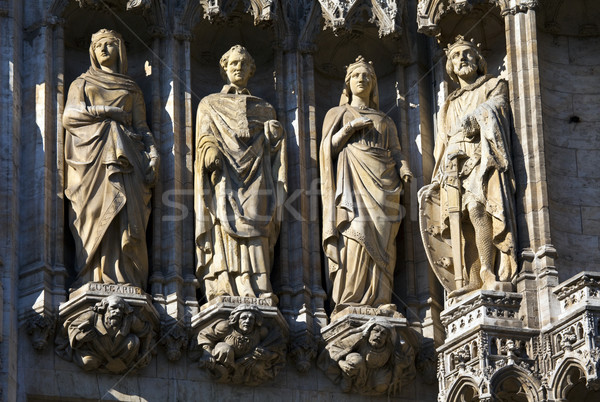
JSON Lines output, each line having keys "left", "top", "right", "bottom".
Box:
{"left": 418, "top": 184, "right": 459, "bottom": 294}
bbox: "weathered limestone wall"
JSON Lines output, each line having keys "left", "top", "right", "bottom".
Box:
{"left": 539, "top": 31, "right": 600, "bottom": 282}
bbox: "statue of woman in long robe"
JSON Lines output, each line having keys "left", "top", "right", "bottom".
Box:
{"left": 195, "top": 45, "right": 286, "bottom": 303}
{"left": 64, "top": 29, "right": 159, "bottom": 290}
{"left": 320, "top": 56, "right": 413, "bottom": 314}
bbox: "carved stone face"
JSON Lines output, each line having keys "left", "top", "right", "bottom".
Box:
{"left": 349, "top": 66, "right": 373, "bottom": 99}
{"left": 225, "top": 50, "right": 253, "bottom": 88}
{"left": 368, "top": 324, "right": 389, "bottom": 348}
{"left": 449, "top": 45, "right": 478, "bottom": 82}
{"left": 94, "top": 38, "right": 119, "bottom": 69}
{"left": 104, "top": 297, "right": 126, "bottom": 329}
{"left": 238, "top": 311, "right": 256, "bottom": 335}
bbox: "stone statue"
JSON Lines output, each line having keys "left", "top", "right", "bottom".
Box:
{"left": 418, "top": 35, "right": 517, "bottom": 299}
{"left": 196, "top": 304, "right": 286, "bottom": 385}
{"left": 195, "top": 45, "right": 286, "bottom": 304}
{"left": 320, "top": 56, "right": 413, "bottom": 314}
{"left": 63, "top": 29, "right": 159, "bottom": 290}
{"left": 317, "top": 318, "right": 415, "bottom": 396}
{"left": 59, "top": 295, "right": 153, "bottom": 373}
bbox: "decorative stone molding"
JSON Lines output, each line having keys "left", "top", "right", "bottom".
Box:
{"left": 318, "top": 0, "right": 404, "bottom": 37}
{"left": 441, "top": 291, "right": 523, "bottom": 340}
{"left": 417, "top": 0, "right": 539, "bottom": 35}
{"left": 54, "top": 283, "right": 159, "bottom": 374}
{"left": 199, "top": 0, "right": 277, "bottom": 25}
{"left": 554, "top": 272, "right": 600, "bottom": 313}
{"left": 190, "top": 298, "right": 288, "bottom": 385}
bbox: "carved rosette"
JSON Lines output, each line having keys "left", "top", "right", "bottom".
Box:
{"left": 190, "top": 297, "right": 289, "bottom": 386}
{"left": 54, "top": 283, "right": 159, "bottom": 374}
{"left": 317, "top": 313, "right": 417, "bottom": 396}
{"left": 318, "top": 0, "right": 403, "bottom": 37}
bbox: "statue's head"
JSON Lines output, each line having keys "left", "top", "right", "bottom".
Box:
{"left": 445, "top": 35, "right": 487, "bottom": 84}
{"left": 95, "top": 295, "right": 132, "bottom": 329}
{"left": 89, "top": 29, "right": 127, "bottom": 74}
{"left": 229, "top": 304, "right": 263, "bottom": 335}
{"left": 340, "top": 56, "right": 379, "bottom": 110}
{"left": 361, "top": 317, "right": 393, "bottom": 349}
{"left": 219, "top": 45, "right": 256, "bottom": 88}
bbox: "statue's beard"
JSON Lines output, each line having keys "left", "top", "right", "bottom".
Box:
{"left": 456, "top": 63, "right": 477, "bottom": 79}
{"left": 105, "top": 315, "right": 122, "bottom": 330}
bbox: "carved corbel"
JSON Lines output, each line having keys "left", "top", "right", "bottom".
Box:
{"left": 26, "top": 313, "right": 56, "bottom": 351}
{"left": 160, "top": 320, "right": 188, "bottom": 361}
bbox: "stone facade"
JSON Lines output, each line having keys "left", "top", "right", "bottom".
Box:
{"left": 0, "top": 0, "right": 599, "bottom": 401}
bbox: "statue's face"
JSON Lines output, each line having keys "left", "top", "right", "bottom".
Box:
{"left": 238, "top": 311, "right": 256, "bottom": 335}
{"left": 449, "top": 45, "right": 478, "bottom": 81}
{"left": 94, "top": 38, "right": 119, "bottom": 69}
{"left": 225, "top": 51, "right": 252, "bottom": 88}
{"left": 349, "top": 66, "right": 373, "bottom": 98}
{"left": 105, "top": 298, "right": 125, "bottom": 327}
{"left": 368, "top": 324, "right": 389, "bottom": 348}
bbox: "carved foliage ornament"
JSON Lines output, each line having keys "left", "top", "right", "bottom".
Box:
{"left": 318, "top": 0, "right": 403, "bottom": 37}
{"left": 200, "top": 0, "right": 276, "bottom": 25}
{"left": 76, "top": 0, "right": 151, "bottom": 11}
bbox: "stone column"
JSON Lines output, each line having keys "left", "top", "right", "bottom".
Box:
{"left": 0, "top": 0, "right": 21, "bottom": 398}
{"left": 276, "top": 36, "right": 327, "bottom": 371}
{"left": 501, "top": 1, "right": 559, "bottom": 328}
{"left": 149, "top": 27, "right": 197, "bottom": 360}
{"left": 19, "top": 13, "right": 69, "bottom": 352}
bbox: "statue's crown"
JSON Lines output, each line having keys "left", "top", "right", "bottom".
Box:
{"left": 445, "top": 35, "right": 481, "bottom": 56}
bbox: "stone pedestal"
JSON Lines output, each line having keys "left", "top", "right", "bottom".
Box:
{"left": 437, "top": 291, "right": 539, "bottom": 402}
{"left": 190, "top": 296, "right": 289, "bottom": 385}
{"left": 55, "top": 283, "right": 160, "bottom": 374}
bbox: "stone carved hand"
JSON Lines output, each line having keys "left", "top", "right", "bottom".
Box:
{"left": 204, "top": 147, "right": 222, "bottom": 173}
{"left": 105, "top": 106, "right": 132, "bottom": 126}
{"left": 461, "top": 114, "right": 480, "bottom": 138}
{"left": 145, "top": 154, "right": 159, "bottom": 184}
{"left": 75, "top": 321, "right": 96, "bottom": 343}
{"left": 349, "top": 116, "right": 373, "bottom": 131}
{"left": 264, "top": 120, "right": 283, "bottom": 143}
{"left": 400, "top": 165, "right": 414, "bottom": 184}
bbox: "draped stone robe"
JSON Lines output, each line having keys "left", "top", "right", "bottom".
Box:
{"left": 64, "top": 67, "right": 155, "bottom": 289}
{"left": 195, "top": 86, "right": 286, "bottom": 301}
{"left": 320, "top": 105, "right": 408, "bottom": 309}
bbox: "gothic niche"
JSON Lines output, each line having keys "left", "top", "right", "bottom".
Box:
{"left": 191, "top": 44, "right": 288, "bottom": 385}
{"left": 57, "top": 27, "right": 159, "bottom": 372}
{"left": 418, "top": 35, "right": 518, "bottom": 301}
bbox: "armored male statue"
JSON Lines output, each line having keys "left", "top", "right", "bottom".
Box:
{"left": 418, "top": 36, "right": 518, "bottom": 299}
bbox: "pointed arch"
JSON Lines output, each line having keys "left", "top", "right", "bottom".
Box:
{"left": 490, "top": 365, "right": 542, "bottom": 402}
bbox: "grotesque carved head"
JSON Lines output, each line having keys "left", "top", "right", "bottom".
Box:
{"left": 219, "top": 45, "right": 256, "bottom": 88}
{"left": 95, "top": 295, "right": 133, "bottom": 329}
{"left": 445, "top": 35, "right": 487, "bottom": 84}
{"left": 361, "top": 317, "right": 394, "bottom": 349}
{"left": 229, "top": 304, "right": 263, "bottom": 335}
